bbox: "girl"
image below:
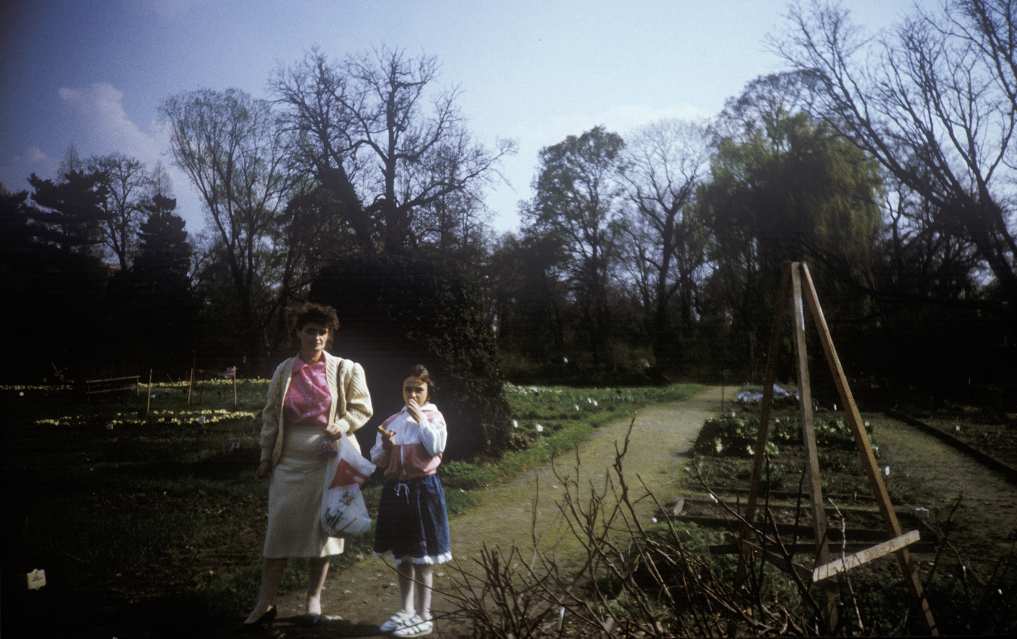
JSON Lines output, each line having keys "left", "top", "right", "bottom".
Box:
{"left": 371, "top": 365, "right": 451, "bottom": 638}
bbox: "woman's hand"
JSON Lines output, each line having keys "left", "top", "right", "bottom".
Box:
{"left": 324, "top": 421, "right": 344, "bottom": 440}
{"left": 256, "top": 460, "right": 272, "bottom": 479}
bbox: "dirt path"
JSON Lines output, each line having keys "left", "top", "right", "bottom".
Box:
{"left": 269, "top": 386, "right": 724, "bottom": 636}
{"left": 874, "top": 414, "right": 1017, "bottom": 559}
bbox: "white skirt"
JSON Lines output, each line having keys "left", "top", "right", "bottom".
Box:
{"left": 263, "top": 424, "right": 344, "bottom": 558}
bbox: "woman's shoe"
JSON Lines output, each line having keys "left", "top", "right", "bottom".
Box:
{"left": 297, "top": 612, "right": 322, "bottom": 627}
{"left": 241, "top": 606, "right": 277, "bottom": 630}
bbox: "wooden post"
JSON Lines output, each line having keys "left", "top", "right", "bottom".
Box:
{"left": 736, "top": 266, "right": 792, "bottom": 593}
{"left": 232, "top": 367, "right": 238, "bottom": 411}
{"left": 146, "top": 369, "right": 153, "bottom": 417}
{"left": 790, "top": 262, "right": 838, "bottom": 632}
{"left": 743, "top": 264, "right": 792, "bottom": 528}
{"left": 799, "top": 263, "right": 938, "bottom": 635}
{"left": 187, "top": 367, "right": 194, "bottom": 407}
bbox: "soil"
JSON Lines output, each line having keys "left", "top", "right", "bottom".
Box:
{"left": 871, "top": 414, "right": 1017, "bottom": 560}
{"left": 259, "top": 387, "right": 726, "bottom": 637}
{"left": 920, "top": 415, "right": 1017, "bottom": 470}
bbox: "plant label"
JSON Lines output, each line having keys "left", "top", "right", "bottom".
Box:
{"left": 27, "top": 568, "right": 46, "bottom": 590}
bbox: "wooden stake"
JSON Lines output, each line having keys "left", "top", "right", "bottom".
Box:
{"left": 146, "top": 369, "right": 153, "bottom": 417}
{"left": 743, "top": 263, "right": 792, "bottom": 528}
{"left": 187, "top": 367, "right": 194, "bottom": 407}
{"left": 799, "top": 263, "right": 938, "bottom": 635}
{"left": 790, "top": 262, "right": 838, "bottom": 632}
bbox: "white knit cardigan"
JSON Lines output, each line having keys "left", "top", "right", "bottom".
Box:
{"left": 259, "top": 351, "right": 373, "bottom": 465}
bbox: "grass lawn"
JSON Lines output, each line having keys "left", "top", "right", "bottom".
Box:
{"left": 2, "top": 379, "right": 700, "bottom": 636}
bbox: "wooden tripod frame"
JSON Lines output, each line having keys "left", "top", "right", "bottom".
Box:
{"left": 739, "top": 262, "right": 938, "bottom": 636}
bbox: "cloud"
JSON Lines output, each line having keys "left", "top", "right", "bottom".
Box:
{"left": 57, "top": 82, "right": 166, "bottom": 165}
{"left": 26, "top": 146, "right": 49, "bottom": 163}
{"left": 55, "top": 82, "right": 208, "bottom": 232}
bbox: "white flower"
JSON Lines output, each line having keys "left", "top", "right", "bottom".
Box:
{"left": 574, "top": 404, "right": 580, "bottom": 411}
{"left": 714, "top": 439, "right": 724, "bottom": 454}
{"left": 650, "top": 517, "right": 658, "bottom": 524}
{"left": 833, "top": 403, "right": 838, "bottom": 411}
{"left": 512, "top": 419, "right": 519, "bottom": 429}
{"left": 883, "top": 465, "right": 891, "bottom": 477}
{"left": 592, "top": 399, "right": 599, "bottom": 407}
{"left": 864, "top": 420, "right": 870, "bottom": 427}
{"left": 535, "top": 423, "right": 544, "bottom": 433}
{"left": 955, "top": 425, "right": 961, "bottom": 432}
{"left": 746, "top": 445, "right": 754, "bottom": 456}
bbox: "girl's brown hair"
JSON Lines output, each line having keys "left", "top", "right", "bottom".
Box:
{"left": 406, "top": 364, "right": 435, "bottom": 395}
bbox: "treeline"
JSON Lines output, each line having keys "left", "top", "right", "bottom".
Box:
{"left": 2, "top": 1, "right": 1014, "bottom": 406}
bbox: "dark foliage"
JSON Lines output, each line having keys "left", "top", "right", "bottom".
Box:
{"left": 309, "top": 255, "right": 510, "bottom": 459}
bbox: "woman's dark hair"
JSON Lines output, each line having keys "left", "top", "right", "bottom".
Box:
{"left": 406, "top": 364, "right": 435, "bottom": 394}
{"left": 288, "top": 302, "right": 341, "bottom": 349}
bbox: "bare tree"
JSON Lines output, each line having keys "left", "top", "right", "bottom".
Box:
{"left": 90, "top": 153, "right": 148, "bottom": 270}
{"left": 621, "top": 120, "right": 710, "bottom": 366}
{"left": 778, "top": 0, "right": 1017, "bottom": 313}
{"left": 160, "top": 88, "right": 294, "bottom": 357}
{"left": 526, "top": 126, "right": 626, "bottom": 367}
{"left": 272, "top": 47, "right": 514, "bottom": 255}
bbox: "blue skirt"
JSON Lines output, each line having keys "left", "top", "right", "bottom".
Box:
{"left": 374, "top": 475, "right": 452, "bottom": 565}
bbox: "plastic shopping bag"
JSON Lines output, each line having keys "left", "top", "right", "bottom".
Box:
{"left": 320, "top": 435, "right": 376, "bottom": 536}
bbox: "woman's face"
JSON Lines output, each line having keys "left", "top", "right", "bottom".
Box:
{"left": 402, "top": 375, "right": 429, "bottom": 407}
{"left": 298, "top": 322, "right": 329, "bottom": 356}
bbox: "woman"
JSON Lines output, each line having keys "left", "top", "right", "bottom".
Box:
{"left": 244, "top": 302, "right": 373, "bottom": 627}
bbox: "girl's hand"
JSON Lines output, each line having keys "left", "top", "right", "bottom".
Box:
{"left": 378, "top": 426, "right": 396, "bottom": 450}
{"left": 256, "top": 460, "right": 272, "bottom": 479}
{"left": 406, "top": 398, "right": 425, "bottom": 425}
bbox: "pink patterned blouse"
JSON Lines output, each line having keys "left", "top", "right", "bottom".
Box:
{"left": 282, "top": 357, "right": 331, "bottom": 428}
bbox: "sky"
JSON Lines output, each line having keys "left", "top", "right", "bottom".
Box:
{"left": 0, "top": 0, "right": 916, "bottom": 238}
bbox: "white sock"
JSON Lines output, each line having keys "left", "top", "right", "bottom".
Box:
{"left": 414, "top": 565, "right": 433, "bottom": 620}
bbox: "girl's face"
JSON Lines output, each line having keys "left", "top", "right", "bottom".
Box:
{"left": 298, "top": 322, "right": 329, "bottom": 357}
{"left": 402, "top": 375, "right": 429, "bottom": 406}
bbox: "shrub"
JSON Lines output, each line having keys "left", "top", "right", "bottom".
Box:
{"left": 310, "top": 255, "right": 511, "bottom": 459}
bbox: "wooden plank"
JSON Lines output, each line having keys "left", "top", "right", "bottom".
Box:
{"left": 790, "top": 262, "right": 838, "bottom": 631}
{"left": 678, "top": 494, "right": 921, "bottom": 519}
{"left": 712, "top": 539, "right": 935, "bottom": 556}
{"left": 85, "top": 385, "right": 137, "bottom": 395}
{"left": 662, "top": 513, "right": 908, "bottom": 541}
{"left": 812, "top": 530, "right": 920, "bottom": 582}
{"left": 800, "top": 263, "right": 938, "bottom": 636}
{"left": 84, "top": 375, "right": 140, "bottom": 385}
